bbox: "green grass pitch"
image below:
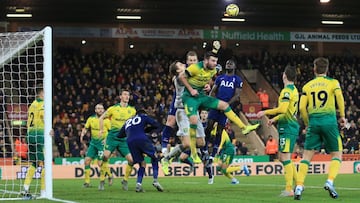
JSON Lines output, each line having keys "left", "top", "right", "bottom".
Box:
{"left": 5, "top": 174, "right": 360, "bottom": 203}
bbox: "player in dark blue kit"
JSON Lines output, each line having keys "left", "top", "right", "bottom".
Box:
{"left": 205, "top": 59, "right": 252, "bottom": 181}
{"left": 118, "top": 109, "right": 164, "bottom": 192}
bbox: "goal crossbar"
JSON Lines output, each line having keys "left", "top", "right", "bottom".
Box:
{"left": 0, "top": 31, "right": 45, "bottom": 67}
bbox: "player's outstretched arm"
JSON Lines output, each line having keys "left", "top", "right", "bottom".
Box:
{"left": 264, "top": 102, "right": 289, "bottom": 116}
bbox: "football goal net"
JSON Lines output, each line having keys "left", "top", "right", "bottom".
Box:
{"left": 0, "top": 26, "right": 53, "bottom": 200}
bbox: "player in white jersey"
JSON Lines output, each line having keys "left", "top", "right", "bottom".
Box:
{"left": 161, "top": 51, "right": 199, "bottom": 156}
{"left": 161, "top": 53, "right": 208, "bottom": 175}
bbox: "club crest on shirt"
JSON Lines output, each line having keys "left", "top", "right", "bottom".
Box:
{"left": 284, "top": 92, "right": 290, "bottom": 99}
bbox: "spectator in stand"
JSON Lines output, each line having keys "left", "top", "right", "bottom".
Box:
{"left": 344, "top": 120, "right": 357, "bottom": 140}
{"left": 355, "top": 127, "right": 360, "bottom": 143}
{"left": 0, "top": 138, "right": 8, "bottom": 157}
{"left": 71, "top": 143, "right": 81, "bottom": 157}
{"left": 257, "top": 88, "right": 270, "bottom": 109}
{"left": 256, "top": 88, "right": 263, "bottom": 98}
{"left": 345, "top": 110, "right": 356, "bottom": 124}
{"left": 349, "top": 100, "right": 359, "bottom": 113}
{"left": 15, "top": 137, "right": 28, "bottom": 160}
{"left": 253, "top": 148, "right": 259, "bottom": 156}
{"left": 235, "top": 141, "right": 242, "bottom": 155}
{"left": 265, "top": 135, "right": 278, "bottom": 161}
{"left": 63, "top": 136, "right": 71, "bottom": 157}
{"left": 345, "top": 136, "right": 359, "bottom": 154}
{"left": 0, "top": 131, "right": 12, "bottom": 158}
{"left": 239, "top": 142, "right": 249, "bottom": 155}
{"left": 259, "top": 89, "right": 269, "bottom": 110}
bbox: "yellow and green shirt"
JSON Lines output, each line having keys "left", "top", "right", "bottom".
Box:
{"left": 185, "top": 61, "right": 217, "bottom": 91}
{"left": 85, "top": 114, "right": 111, "bottom": 144}
{"left": 27, "top": 98, "right": 44, "bottom": 136}
{"left": 219, "top": 130, "right": 233, "bottom": 151}
{"left": 300, "top": 76, "right": 345, "bottom": 125}
{"left": 105, "top": 103, "right": 136, "bottom": 135}
{"left": 266, "top": 84, "right": 299, "bottom": 126}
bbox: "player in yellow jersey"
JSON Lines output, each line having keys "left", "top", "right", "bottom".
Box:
{"left": 215, "top": 124, "right": 246, "bottom": 184}
{"left": 178, "top": 41, "right": 259, "bottom": 162}
{"left": 23, "top": 86, "right": 45, "bottom": 199}
{"left": 294, "top": 57, "right": 346, "bottom": 200}
{"left": 81, "top": 103, "right": 111, "bottom": 190}
{"left": 257, "top": 66, "right": 299, "bottom": 197}
{"left": 99, "top": 89, "right": 136, "bottom": 191}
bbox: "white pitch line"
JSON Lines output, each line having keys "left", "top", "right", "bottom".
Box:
{"left": 181, "top": 182, "right": 360, "bottom": 191}
{"left": 240, "top": 183, "right": 360, "bottom": 191}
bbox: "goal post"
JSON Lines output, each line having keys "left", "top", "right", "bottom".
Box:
{"left": 43, "top": 26, "right": 53, "bottom": 199}
{"left": 0, "top": 26, "right": 52, "bottom": 200}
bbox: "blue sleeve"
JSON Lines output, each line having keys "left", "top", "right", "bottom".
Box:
{"left": 117, "top": 125, "right": 126, "bottom": 138}
{"left": 144, "top": 115, "right": 161, "bottom": 133}
{"left": 237, "top": 76, "right": 243, "bottom": 88}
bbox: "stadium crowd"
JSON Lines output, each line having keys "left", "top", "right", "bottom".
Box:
{"left": 2, "top": 47, "right": 358, "bottom": 159}
{"left": 52, "top": 47, "right": 178, "bottom": 158}
{"left": 49, "top": 48, "right": 360, "bottom": 158}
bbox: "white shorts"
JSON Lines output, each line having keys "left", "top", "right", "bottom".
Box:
{"left": 175, "top": 109, "right": 205, "bottom": 138}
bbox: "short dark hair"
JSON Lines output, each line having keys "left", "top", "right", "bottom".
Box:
{"left": 226, "top": 58, "right": 237, "bottom": 69}
{"left": 95, "top": 103, "right": 104, "bottom": 108}
{"left": 136, "top": 109, "right": 147, "bottom": 115}
{"left": 284, "top": 65, "right": 296, "bottom": 82}
{"left": 227, "top": 58, "right": 237, "bottom": 64}
{"left": 313, "top": 57, "right": 329, "bottom": 74}
{"left": 204, "top": 51, "right": 218, "bottom": 60}
{"left": 119, "top": 89, "right": 130, "bottom": 95}
{"left": 169, "top": 60, "right": 180, "bottom": 75}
